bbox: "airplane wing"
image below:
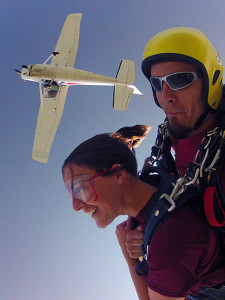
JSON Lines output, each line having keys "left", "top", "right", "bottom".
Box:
{"left": 51, "top": 13, "right": 82, "bottom": 67}
{"left": 32, "top": 85, "right": 69, "bottom": 163}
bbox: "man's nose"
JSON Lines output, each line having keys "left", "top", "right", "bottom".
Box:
{"left": 161, "top": 81, "right": 177, "bottom": 103}
{"left": 72, "top": 197, "right": 85, "bottom": 212}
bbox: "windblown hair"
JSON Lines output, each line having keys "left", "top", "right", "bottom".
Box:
{"left": 112, "top": 125, "right": 151, "bottom": 148}
{"left": 62, "top": 125, "right": 150, "bottom": 177}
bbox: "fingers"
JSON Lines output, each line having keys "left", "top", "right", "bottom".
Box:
{"left": 127, "top": 227, "right": 143, "bottom": 240}
{"left": 137, "top": 225, "right": 143, "bottom": 231}
{"left": 127, "top": 247, "right": 143, "bottom": 259}
{"left": 126, "top": 225, "right": 144, "bottom": 258}
{"left": 116, "top": 217, "right": 144, "bottom": 259}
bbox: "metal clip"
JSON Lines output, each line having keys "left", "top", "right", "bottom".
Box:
{"left": 199, "top": 148, "right": 209, "bottom": 177}
{"left": 185, "top": 168, "right": 200, "bottom": 186}
{"left": 160, "top": 193, "right": 176, "bottom": 211}
{"left": 145, "top": 245, "right": 149, "bottom": 260}
{"left": 170, "top": 177, "right": 188, "bottom": 198}
{"left": 204, "top": 148, "right": 221, "bottom": 173}
{"left": 139, "top": 245, "right": 149, "bottom": 261}
{"left": 160, "top": 177, "right": 188, "bottom": 211}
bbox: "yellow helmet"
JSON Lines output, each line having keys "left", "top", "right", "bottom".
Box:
{"left": 142, "top": 27, "right": 223, "bottom": 110}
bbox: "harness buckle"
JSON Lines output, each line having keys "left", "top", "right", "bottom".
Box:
{"left": 160, "top": 193, "right": 176, "bottom": 211}
{"left": 160, "top": 177, "right": 189, "bottom": 211}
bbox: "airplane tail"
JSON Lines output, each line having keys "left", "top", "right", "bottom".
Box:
{"left": 113, "top": 60, "right": 142, "bottom": 111}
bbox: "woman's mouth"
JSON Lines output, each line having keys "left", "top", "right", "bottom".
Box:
{"left": 87, "top": 207, "right": 97, "bottom": 216}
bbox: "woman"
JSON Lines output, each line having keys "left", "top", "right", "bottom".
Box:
{"left": 62, "top": 125, "right": 225, "bottom": 300}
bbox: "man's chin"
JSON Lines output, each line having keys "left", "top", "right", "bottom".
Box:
{"left": 168, "top": 123, "right": 192, "bottom": 139}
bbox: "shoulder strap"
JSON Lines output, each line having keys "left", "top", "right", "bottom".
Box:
{"left": 136, "top": 165, "right": 199, "bottom": 275}
{"left": 142, "top": 166, "right": 199, "bottom": 250}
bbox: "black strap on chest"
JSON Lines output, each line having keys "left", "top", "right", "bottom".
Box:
{"left": 141, "top": 119, "right": 177, "bottom": 175}
{"left": 136, "top": 165, "right": 199, "bottom": 275}
{"left": 142, "top": 117, "right": 225, "bottom": 230}
{"left": 135, "top": 117, "right": 225, "bottom": 298}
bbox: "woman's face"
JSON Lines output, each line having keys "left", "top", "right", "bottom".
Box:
{"left": 63, "top": 163, "right": 123, "bottom": 228}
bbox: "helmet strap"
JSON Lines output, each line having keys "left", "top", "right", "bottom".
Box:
{"left": 192, "top": 109, "right": 209, "bottom": 131}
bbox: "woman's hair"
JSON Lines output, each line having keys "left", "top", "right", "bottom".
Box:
{"left": 62, "top": 125, "right": 150, "bottom": 177}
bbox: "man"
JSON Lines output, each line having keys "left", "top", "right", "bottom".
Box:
{"left": 116, "top": 27, "right": 225, "bottom": 299}
{"left": 141, "top": 27, "right": 224, "bottom": 176}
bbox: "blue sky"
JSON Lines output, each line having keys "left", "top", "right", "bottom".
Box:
{"left": 1, "top": 1, "right": 225, "bottom": 299}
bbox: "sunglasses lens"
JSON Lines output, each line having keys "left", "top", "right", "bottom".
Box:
{"left": 167, "top": 72, "right": 195, "bottom": 89}
{"left": 150, "top": 77, "right": 162, "bottom": 91}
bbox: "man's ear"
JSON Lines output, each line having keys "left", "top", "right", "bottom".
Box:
{"left": 111, "top": 163, "right": 127, "bottom": 185}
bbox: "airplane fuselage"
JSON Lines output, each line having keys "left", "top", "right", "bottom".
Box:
{"left": 21, "top": 64, "right": 121, "bottom": 87}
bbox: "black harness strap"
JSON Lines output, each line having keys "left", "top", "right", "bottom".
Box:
{"left": 141, "top": 120, "right": 177, "bottom": 175}
{"left": 136, "top": 117, "right": 225, "bottom": 298}
{"left": 136, "top": 165, "right": 199, "bottom": 275}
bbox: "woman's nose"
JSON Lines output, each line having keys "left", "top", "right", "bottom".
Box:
{"left": 72, "top": 197, "right": 85, "bottom": 212}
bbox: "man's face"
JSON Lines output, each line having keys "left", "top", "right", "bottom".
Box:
{"left": 151, "top": 61, "right": 204, "bottom": 139}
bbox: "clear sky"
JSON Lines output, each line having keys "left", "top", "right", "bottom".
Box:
{"left": 1, "top": 1, "right": 225, "bottom": 299}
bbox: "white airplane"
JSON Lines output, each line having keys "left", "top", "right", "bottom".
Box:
{"left": 15, "top": 13, "right": 142, "bottom": 164}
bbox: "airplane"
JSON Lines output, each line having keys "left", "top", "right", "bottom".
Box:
{"left": 15, "top": 13, "right": 142, "bottom": 164}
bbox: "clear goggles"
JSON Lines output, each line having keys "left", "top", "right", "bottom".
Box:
{"left": 150, "top": 71, "right": 202, "bottom": 92}
{"left": 65, "top": 175, "right": 96, "bottom": 202}
{"left": 65, "top": 168, "right": 119, "bottom": 203}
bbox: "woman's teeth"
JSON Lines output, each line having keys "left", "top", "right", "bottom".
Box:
{"left": 88, "top": 208, "right": 97, "bottom": 216}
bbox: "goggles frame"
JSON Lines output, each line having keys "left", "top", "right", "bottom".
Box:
{"left": 65, "top": 165, "right": 124, "bottom": 202}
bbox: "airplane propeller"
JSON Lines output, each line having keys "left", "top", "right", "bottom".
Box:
{"left": 15, "top": 65, "right": 29, "bottom": 75}
{"left": 15, "top": 69, "right": 21, "bottom": 74}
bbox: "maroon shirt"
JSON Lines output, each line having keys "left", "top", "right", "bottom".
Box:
{"left": 135, "top": 201, "right": 225, "bottom": 297}
{"left": 173, "top": 130, "right": 206, "bottom": 175}
{"left": 135, "top": 127, "right": 225, "bottom": 297}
